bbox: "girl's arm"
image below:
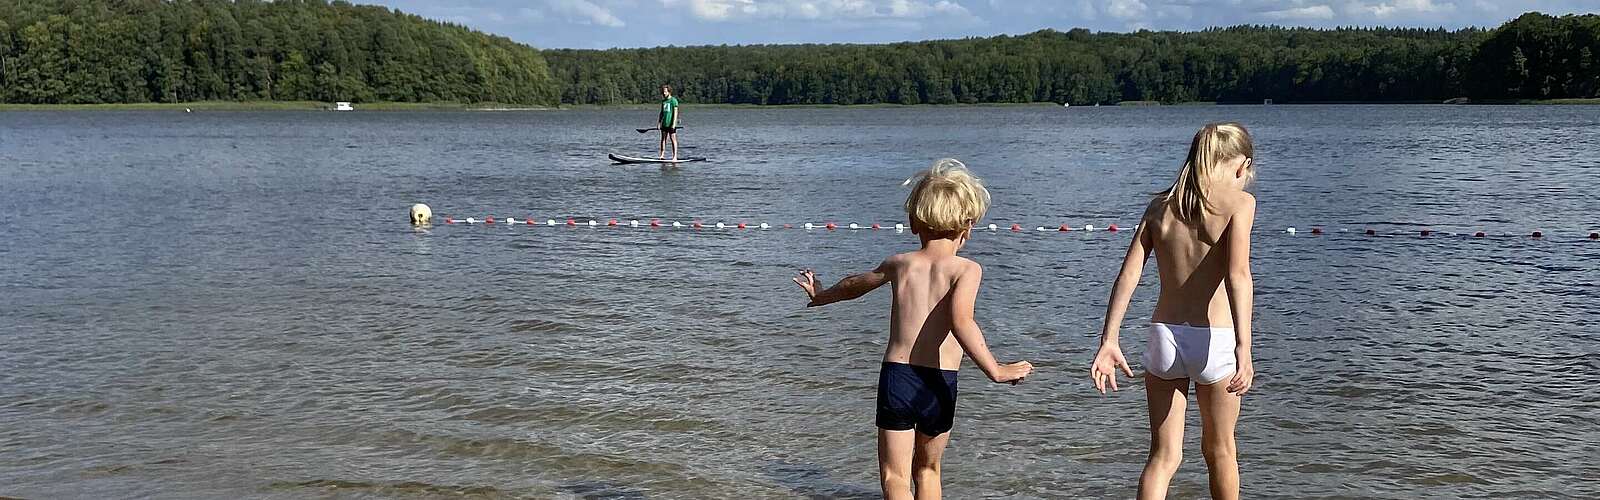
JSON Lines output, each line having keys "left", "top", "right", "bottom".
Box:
{"left": 949, "top": 262, "right": 1032, "bottom": 383}
{"left": 1090, "top": 205, "right": 1155, "bottom": 393}
{"left": 1223, "top": 196, "right": 1256, "bottom": 395}
{"left": 794, "top": 261, "right": 889, "bottom": 307}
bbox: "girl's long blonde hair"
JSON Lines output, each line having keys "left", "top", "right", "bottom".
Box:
{"left": 1164, "top": 122, "right": 1253, "bottom": 222}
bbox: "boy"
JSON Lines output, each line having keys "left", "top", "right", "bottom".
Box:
{"left": 793, "top": 158, "right": 1034, "bottom": 500}
{"left": 658, "top": 84, "right": 680, "bottom": 160}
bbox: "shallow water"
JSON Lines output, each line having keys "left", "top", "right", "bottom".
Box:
{"left": 2, "top": 105, "right": 1597, "bottom": 499}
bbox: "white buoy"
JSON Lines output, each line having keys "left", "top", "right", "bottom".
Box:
{"left": 408, "top": 203, "right": 432, "bottom": 225}
{"left": 1085, "top": 224, "right": 1095, "bottom": 231}
{"left": 895, "top": 223, "right": 905, "bottom": 231}
{"left": 849, "top": 223, "right": 860, "bottom": 230}
{"left": 759, "top": 223, "right": 770, "bottom": 230}
{"left": 1036, "top": 226, "right": 1048, "bottom": 232}
{"left": 1286, "top": 227, "right": 1297, "bottom": 234}
{"left": 716, "top": 222, "right": 726, "bottom": 229}
{"left": 465, "top": 217, "right": 477, "bottom": 224}
{"left": 586, "top": 220, "right": 597, "bottom": 227}
{"left": 804, "top": 223, "right": 814, "bottom": 229}
{"left": 987, "top": 224, "right": 997, "bottom": 231}
{"left": 546, "top": 219, "right": 556, "bottom": 226}
{"left": 507, "top": 217, "right": 519, "bottom": 224}
{"left": 630, "top": 220, "right": 639, "bottom": 227}
{"left": 673, "top": 221, "right": 683, "bottom": 228}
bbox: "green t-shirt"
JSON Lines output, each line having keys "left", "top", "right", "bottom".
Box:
{"left": 660, "top": 96, "right": 679, "bottom": 127}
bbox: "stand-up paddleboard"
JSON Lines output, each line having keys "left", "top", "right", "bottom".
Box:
{"left": 609, "top": 153, "right": 708, "bottom": 164}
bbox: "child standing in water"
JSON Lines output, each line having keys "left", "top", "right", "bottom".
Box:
{"left": 1090, "top": 123, "right": 1257, "bottom": 500}
{"left": 794, "top": 159, "right": 1033, "bottom": 500}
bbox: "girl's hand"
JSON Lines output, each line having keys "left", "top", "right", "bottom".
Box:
{"left": 792, "top": 269, "right": 818, "bottom": 300}
{"left": 1227, "top": 360, "right": 1255, "bottom": 395}
{"left": 1090, "top": 342, "right": 1136, "bottom": 394}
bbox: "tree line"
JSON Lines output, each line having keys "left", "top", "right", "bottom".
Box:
{"left": 1, "top": 2, "right": 1595, "bottom": 106}
{"left": 0, "top": 0, "right": 559, "bottom": 105}
{"left": 547, "top": 12, "right": 1600, "bottom": 105}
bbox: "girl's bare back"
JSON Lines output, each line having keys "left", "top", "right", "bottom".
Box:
{"left": 1145, "top": 190, "right": 1255, "bottom": 327}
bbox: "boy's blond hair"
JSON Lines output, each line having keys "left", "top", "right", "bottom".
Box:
{"left": 903, "top": 158, "right": 990, "bottom": 236}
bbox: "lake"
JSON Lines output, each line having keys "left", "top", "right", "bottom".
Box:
{"left": 2, "top": 105, "right": 1597, "bottom": 499}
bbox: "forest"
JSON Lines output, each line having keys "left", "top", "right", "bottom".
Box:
{"left": 547, "top": 12, "right": 1600, "bottom": 105}
{"left": 0, "top": 1, "right": 1595, "bottom": 106}
{"left": 0, "top": 0, "right": 559, "bottom": 105}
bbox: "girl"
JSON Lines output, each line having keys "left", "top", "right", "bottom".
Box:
{"left": 1090, "top": 123, "right": 1257, "bottom": 500}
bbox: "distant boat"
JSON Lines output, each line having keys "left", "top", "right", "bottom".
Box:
{"left": 1263, "top": 99, "right": 1274, "bottom": 105}
{"left": 1062, "top": 102, "right": 1071, "bottom": 107}
{"left": 335, "top": 102, "right": 354, "bottom": 111}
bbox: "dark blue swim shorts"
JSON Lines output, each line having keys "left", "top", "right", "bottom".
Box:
{"left": 876, "top": 362, "right": 960, "bottom": 436}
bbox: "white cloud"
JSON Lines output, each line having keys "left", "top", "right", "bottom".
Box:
{"left": 1264, "top": 4, "right": 1337, "bottom": 20}
{"left": 662, "top": 0, "right": 973, "bottom": 22}
{"left": 1105, "top": 0, "right": 1148, "bottom": 20}
{"left": 550, "top": 0, "right": 626, "bottom": 27}
{"left": 1346, "top": 0, "right": 1452, "bottom": 18}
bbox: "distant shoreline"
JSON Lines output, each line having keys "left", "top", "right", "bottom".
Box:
{"left": 3, "top": 98, "right": 1596, "bottom": 112}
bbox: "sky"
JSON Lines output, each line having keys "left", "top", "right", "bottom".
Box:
{"left": 363, "top": 0, "right": 1600, "bottom": 49}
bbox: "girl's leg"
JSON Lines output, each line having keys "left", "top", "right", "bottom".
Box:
{"left": 911, "top": 431, "right": 951, "bottom": 500}
{"left": 1196, "top": 382, "right": 1242, "bottom": 500}
{"left": 879, "top": 429, "right": 916, "bottom": 500}
{"left": 1138, "top": 374, "right": 1189, "bottom": 500}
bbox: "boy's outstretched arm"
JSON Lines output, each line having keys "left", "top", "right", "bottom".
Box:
{"left": 794, "top": 260, "right": 889, "bottom": 307}
{"left": 948, "top": 263, "right": 1033, "bottom": 384}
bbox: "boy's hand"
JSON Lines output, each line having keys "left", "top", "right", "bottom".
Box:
{"left": 792, "top": 269, "right": 818, "bottom": 300}
{"left": 1227, "top": 359, "right": 1254, "bottom": 395}
{"left": 990, "top": 361, "right": 1033, "bottom": 385}
{"left": 1090, "top": 343, "right": 1136, "bottom": 394}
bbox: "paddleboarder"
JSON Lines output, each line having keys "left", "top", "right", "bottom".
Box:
{"left": 658, "top": 84, "right": 680, "bottom": 161}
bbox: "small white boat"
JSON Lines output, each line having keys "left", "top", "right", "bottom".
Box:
{"left": 335, "top": 102, "right": 354, "bottom": 111}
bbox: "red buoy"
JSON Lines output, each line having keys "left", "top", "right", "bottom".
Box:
{"left": 825, "top": 223, "right": 836, "bottom": 230}
{"left": 693, "top": 221, "right": 703, "bottom": 229}
{"left": 869, "top": 223, "right": 879, "bottom": 230}
{"left": 485, "top": 216, "right": 495, "bottom": 224}
{"left": 445, "top": 217, "right": 455, "bottom": 224}
{"left": 1364, "top": 229, "right": 1376, "bottom": 236}
{"left": 1310, "top": 227, "right": 1323, "bottom": 235}
{"left": 650, "top": 219, "right": 661, "bottom": 227}
{"left": 1590, "top": 232, "right": 1599, "bottom": 240}
{"left": 1059, "top": 224, "right": 1071, "bottom": 232}
{"left": 1474, "top": 231, "right": 1486, "bottom": 238}
{"left": 607, "top": 219, "right": 618, "bottom": 226}
{"left": 1010, "top": 223, "right": 1022, "bottom": 231}
{"left": 1531, "top": 231, "right": 1543, "bottom": 238}
{"left": 1420, "top": 229, "right": 1430, "bottom": 237}
{"left": 737, "top": 222, "right": 746, "bottom": 229}
{"left": 1107, "top": 224, "right": 1120, "bottom": 232}
{"left": 566, "top": 219, "right": 576, "bottom": 226}
{"left": 784, "top": 224, "right": 793, "bottom": 229}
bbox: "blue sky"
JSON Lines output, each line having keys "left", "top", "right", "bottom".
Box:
{"left": 365, "top": 0, "right": 1600, "bottom": 49}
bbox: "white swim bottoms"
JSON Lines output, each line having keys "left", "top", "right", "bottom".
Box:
{"left": 1144, "top": 322, "right": 1238, "bottom": 385}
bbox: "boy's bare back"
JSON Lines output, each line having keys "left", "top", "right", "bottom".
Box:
{"left": 881, "top": 250, "right": 979, "bottom": 370}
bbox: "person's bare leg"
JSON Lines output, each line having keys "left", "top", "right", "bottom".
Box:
{"left": 879, "top": 429, "right": 916, "bottom": 500}
{"left": 911, "top": 431, "right": 950, "bottom": 500}
{"left": 1138, "top": 374, "right": 1189, "bottom": 500}
{"left": 1197, "top": 380, "right": 1242, "bottom": 500}
{"left": 670, "top": 131, "right": 679, "bottom": 161}
{"left": 658, "top": 130, "right": 667, "bottom": 159}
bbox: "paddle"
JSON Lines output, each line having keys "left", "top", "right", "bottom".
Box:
{"left": 636, "top": 126, "right": 685, "bottom": 133}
